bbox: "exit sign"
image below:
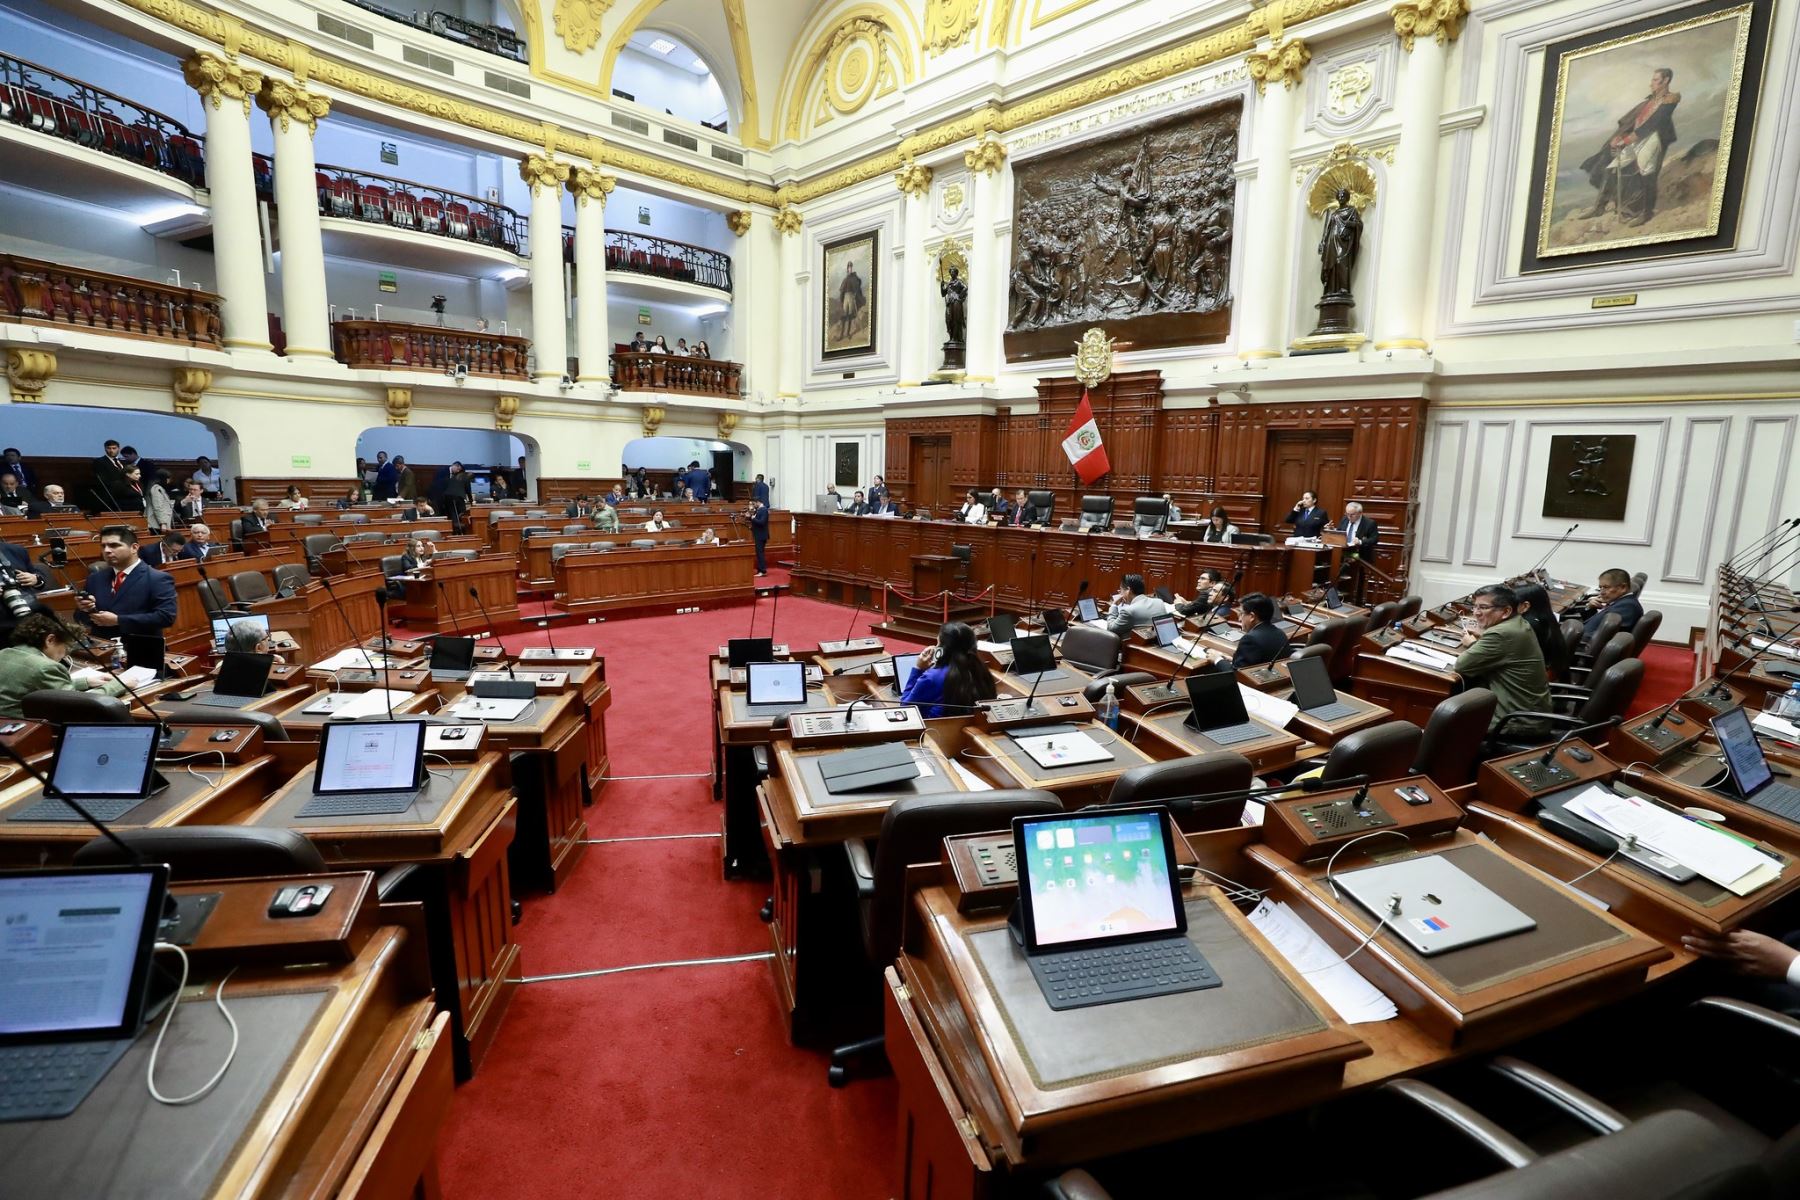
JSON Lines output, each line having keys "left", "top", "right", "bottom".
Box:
{"left": 576, "top": 459, "right": 591, "bottom": 471}
{"left": 291, "top": 455, "right": 312, "bottom": 468}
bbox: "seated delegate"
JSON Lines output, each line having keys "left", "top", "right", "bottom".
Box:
{"left": 0, "top": 612, "right": 126, "bottom": 717}
{"left": 899, "top": 621, "right": 996, "bottom": 718}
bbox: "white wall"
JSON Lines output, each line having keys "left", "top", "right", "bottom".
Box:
{"left": 608, "top": 184, "right": 732, "bottom": 253}
{"left": 0, "top": 185, "right": 216, "bottom": 286}
{"left": 0, "top": 404, "right": 218, "bottom": 460}
{"left": 353, "top": 427, "right": 523, "bottom": 467}
{"left": 612, "top": 45, "right": 728, "bottom": 129}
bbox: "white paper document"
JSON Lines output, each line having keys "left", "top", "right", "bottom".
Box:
{"left": 1014, "top": 730, "right": 1112, "bottom": 769}
{"left": 305, "top": 689, "right": 412, "bottom": 720}
{"left": 1386, "top": 642, "right": 1458, "bottom": 672}
{"left": 1248, "top": 899, "right": 1397, "bottom": 1024}
{"left": 312, "top": 647, "right": 385, "bottom": 671}
{"left": 1241, "top": 686, "right": 1299, "bottom": 730}
{"left": 445, "top": 695, "right": 534, "bottom": 722}
{"left": 1564, "top": 785, "right": 1777, "bottom": 895}
{"left": 116, "top": 666, "right": 161, "bottom": 689}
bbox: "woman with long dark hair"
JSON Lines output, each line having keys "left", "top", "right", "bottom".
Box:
{"left": 1514, "top": 581, "right": 1570, "bottom": 681}
{"left": 900, "top": 621, "right": 996, "bottom": 718}
{"left": 1199, "top": 505, "right": 1238, "bottom": 544}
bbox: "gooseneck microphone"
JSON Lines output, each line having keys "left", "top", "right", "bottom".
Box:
{"left": 1525, "top": 523, "right": 1580, "bottom": 579}
{"left": 372, "top": 589, "right": 396, "bottom": 720}
{"left": 311, "top": 559, "right": 377, "bottom": 671}
{"left": 465, "top": 583, "right": 518, "bottom": 680}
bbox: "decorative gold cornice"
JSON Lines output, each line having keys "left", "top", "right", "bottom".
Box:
{"left": 385, "top": 387, "right": 412, "bottom": 426}
{"left": 1247, "top": 38, "right": 1311, "bottom": 93}
{"left": 567, "top": 167, "right": 616, "bottom": 206}
{"left": 183, "top": 51, "right": 263, "bottom": 116}
{"left": 171, "top": 367, "right": 211, "bottom": 415}
{"left": 895, "top": 157, "right": 934, "bottom": 197}
{"left": 642, "top": 405, "right": 665, "bottom": 437}
{"left": 495, "top": 394, "right": 520, "bottom": 432}
{"left": 726, "top": 211, "right": 754, "bottom": 237}
{"left": 1392, "top": 0, "right": 1470, "bottom": 51}
{"left": 717, "top": 411, "right": 740, "bottom": 439}
{"left": 6, "top": 349, "right": 56, "bottom": 403}
{"left": 521, "top": 155, "right": 572, "bottom": 194}
{"left": 963, "top": 138, "right": 1006, "bottom": 176}
{"left": 552, "top": 0, "right": 612, "bottom": 54}
{"left": 924, "top": 0, "right": 981, "bottom": 56}
{"left": 256, "top": 78, "right": 330, "bottom": 135}
{"left": 773, "top": 206, "right": 804, "bottom": 236}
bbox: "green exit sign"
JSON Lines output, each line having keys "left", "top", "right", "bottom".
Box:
{"left": 576, "top": 459, "right": 591, "bottom": 471}
{"left": 291, "top": 455, "right": 312, "bottom": 469}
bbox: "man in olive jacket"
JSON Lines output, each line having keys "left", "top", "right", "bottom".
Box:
{"left": 1454, "top": 584, "right": 1551, "bottom": 732}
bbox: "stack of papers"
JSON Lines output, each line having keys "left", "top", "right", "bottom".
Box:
{"left": 1241, "top": 686, "right": 1299, "bottom": 730}
{"left": 313, "top": 647, "right": 386, "bottom": 671}
{"left": 307, "top": 689, "right": 412, "bottom": 719}
{"left": 1248, "top": 899, "right": 1396, "bottom": 1024}
{"left": 445, "top": 695, "right": 534, "bottom": 722}
{"left": 1564, "top": 785, "right": 1780, "bottom": 896}
{"left": 116, "top": 666, "right": 160, "bottom": 689}
{"left": 1387, "top": 642, "right": 1458, "bottom": 672}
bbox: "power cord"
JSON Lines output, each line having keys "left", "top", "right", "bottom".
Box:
{"left": 1324, "top": 828, "right": 1415, "bottom": 900}
{"left": 146, "top": 943, "right": 238, "bottom": 1106}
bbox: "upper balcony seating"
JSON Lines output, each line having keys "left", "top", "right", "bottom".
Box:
{"left": 1, "top": 54, "right": 205, "bottom": 187}
{"left": 310, "top": 165, "right": 522, "bottom": 254}
{"left": 565, "top": 229, "right": 734, "bottom": 294}
{"left": 342, "top": 0, "right": 527, "bottom": 63}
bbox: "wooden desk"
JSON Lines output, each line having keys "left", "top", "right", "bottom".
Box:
{"left": 264, "top": 689, "right": 438, "bottom": 738}
{"left": 521, "top": 527, "right": 723, "bottom": 583}
{"left": 1351, "top": 649, "right": 1462, "bottom": 728}
{"left": 552, "top": 541, "right": 755, "bottom": 616}
{"left": 394, "top": 556, "right": 519, "bottom": 634}
{"left": 961, "top": 723, "right": 1156, "bottom": 803}
{"left": 1123, "top": 707, "right": 1306, "bottom": 773}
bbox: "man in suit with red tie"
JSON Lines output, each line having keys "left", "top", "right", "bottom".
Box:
{"left": 1006, "top": 489, "right": 1034, "bottom": 527}
{"left": 75, "top": 526, "right": 177, "bottom": 636}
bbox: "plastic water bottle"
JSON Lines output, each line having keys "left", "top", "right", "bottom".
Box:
{"left": 1098, "top": 681, "right": 1120, "bottom": 731}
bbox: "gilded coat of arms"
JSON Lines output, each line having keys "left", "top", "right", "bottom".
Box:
{"left": 1072, "top": 327, "right": 1115, "bottom": 388}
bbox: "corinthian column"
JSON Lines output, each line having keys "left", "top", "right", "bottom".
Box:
{"left": 183, "top": 53, "right": 269, "bottom": 350}
{"left": 566, "top": 167, "right": 614, "bottom": 382}
{"left": 1372, "top": 0, "right": 1468, "bottom": 352}
{"left": 962, "top": 138, "right": 1006, "bottom": 381}
{"left": 257, "top": 79, "right": 332, "bottom": 359}
{"left": 894, "top": 158, "right": 933, "bottom": 385}
{"left": 520, "top": 154, "right": 571, "bottom": 381}
{"left": 774, "top": 205, "right": 803, "bottom": 398}
{"left": 1236, "top": 38, "right": 1310, "bottom": 360}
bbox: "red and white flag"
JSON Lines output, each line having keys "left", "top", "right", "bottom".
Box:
{"left": 1061, "top": 392, "right": 1110, "bottom": 485}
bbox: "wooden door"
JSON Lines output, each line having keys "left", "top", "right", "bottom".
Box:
{"left": 1265, "top": 431, "right": 1353, "bottom": 521}
{"left": 909, "top": 436, "right": 952, "bottom": 514}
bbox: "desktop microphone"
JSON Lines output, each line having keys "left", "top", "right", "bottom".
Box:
{"left": 464, "top": 584, "right": 519, "bottom": 680}
{"left": 1724, "top": 515, "right": 1799, "bottom": 572}
{"left": 1092, "top": 773, "right": 1368, "bottom": 818}
{"left": 372, "top": 589, "right": 397, "bottom": 720}
{"left": 839, "top": 596, "right": 866, "bottom": 646}
{"left": 1524, "top": 523, "right": 1579, "bottom": 579}
{"left": 1705, "top": 624, "right": 1800, "bottom": 699}
{"left": 83, "top": 639, "right": 178, "bottom": 748}
{"left": 1538, "top": 716, "right": 1623, "bottom": 765}
{"left": 1019, "top": 654, "right": 1050, "bottom": 716}
{"left": 311, "top": 559, "right": 378, "bottom": 670}
{"left": 0, "top": 735, "right": 146, "bottom": 865}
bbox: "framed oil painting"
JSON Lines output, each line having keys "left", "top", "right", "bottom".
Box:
{"left": 1543, "top": 434, "right": 1636, "bottom": 521}
{"left": 821, "top": 231, "right": 878, "bottom": 359}
{"left": 1520, "top": 0, "right": 1770, "bottom": 274}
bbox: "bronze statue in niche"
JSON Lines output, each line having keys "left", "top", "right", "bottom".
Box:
{"left": 1004, "top": 99, "right": 1240, "bottom": 361}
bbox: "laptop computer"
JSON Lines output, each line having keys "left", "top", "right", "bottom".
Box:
{"left": 120, "top": 634, "right": 165, "bottom": 678}
{"left": 9, "top": 723, "right": 166, "bottom": 823}
{"left": 1149, "top": 614, "right": 1181, "bottom": 649}
{"left": 0, "top": 864, "right": 174, "bottom": 1121}
{"left": 1285, "top": 653, "right": 1362, "bottom": 722}
{"left": 428, "top": 635, "right": 478, "bottom": 682}
{"left": 744, "top": 660, "right": 811, "bottom": 715}
{"left": 1012, "top": 807, "right": 1221, "bottom": 1011}
{"left": 1041, "top": 608, "right": 1069, "bottom": 637}
{"left": 1711, "top": 706, "right": 1800, "bottom": 822}
{"left": 297, "top": 719, "right": 429, "bottom": 818}
{"left": 1181, "top": 671, "right": 1270, "bottom": 747}
{"left": 1076, "top": 596, "right": 1101, "bottom": 624}
{"left": 210, "top": 612, "right": 269, "bottom": 653}
{"left": 192, "top": 651, "right": 274, "bottom": 709}
{"left": 1334, "top": 854, "right": 1537, "bottom": 956}
{"left": 726, "top": 637, "right": 776, "bottom": 669}
{"left": 986, "top": 613, "right": 1016, "bottom": 645}
{"left": 1008, "top": 633, "right": 1066, "bottom": 685}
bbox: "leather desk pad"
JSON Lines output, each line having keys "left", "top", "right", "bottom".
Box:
{"left": 793, "top": 746, "right": 960, "bottom": 808}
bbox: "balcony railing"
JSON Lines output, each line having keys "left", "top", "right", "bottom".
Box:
{"left": 0, "top": 254, "right": 223, "bottom": 347}
{"left": 610, "top": 351, "right": 742, "bottom": 398}
{"left": 312, "top": 165, "right": 526, "bottom": 255}
{"left": 562, "top": 228, "right": 733, "bottom": 293}
{"left": 342, "top": 0, "right": 528, "bottom": 62}
{"left": 333, "top": 318, "right": 529, "bottom": 378}
{"left": 0, "top": 53, "right": 205, "bottom": 186}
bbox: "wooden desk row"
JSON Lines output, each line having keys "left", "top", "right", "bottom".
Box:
{"left": 485, "top": 506, "right": 793, "bottom": 561}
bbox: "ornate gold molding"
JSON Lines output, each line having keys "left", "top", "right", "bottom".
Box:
{"left": 895, "top": 157, "right": 934, "bottom": 197}
{"left": 495, "top": 394, "right": 520, "bottom": 432}
{"left": 1392, "top": 0, "right": 1470, "bottom": 51}
{"left": 256, "top": 78, "right": 330, "bottom": 135}
{"left": 1304, "top": 142, "right": 1381, "bottom": 214}
{"left": 567, "top": 167, "right": 615, "bottom": 206}
{"left": 171, "top": 367, "right": 211, "bottom": 415}
{"left": 717, "top": 411, "right": 740, "bottom": 440}
{"left": 726, "top": 211, "right": 753, "bottom": 237}
{"left": 963, "top": 138, "right": 1006, "bottom": 176}
{"left": 925, "top": 0, "right": 981, "bottom": 55}
{"left": 774, "top": 206, "right": 804, "bottom": 237}
{"left": 642, "top": 405, "right": 665, "bottom": 437}
{"left": 521, "top": 155, "right": 572, "bottom": 194}
{"left": 6, "top": 349, "right": 56, "bottom": 403}
{"left": 722, "top": 0, "right": 764, "bottom": 150}
{"left": 552, "top": 0, "right": 612, "bottom": 54}
{"left": 183, "top": 51, "right": 263, "bottom": 116}
{"left": 1247, "top": 37, "right": 1311, "bottom": 93}
{"left": 933, "top": 238, "right": 970, "bottom": 284}
{"left": 385, "top": 387, "right": 412, "bottom": 426}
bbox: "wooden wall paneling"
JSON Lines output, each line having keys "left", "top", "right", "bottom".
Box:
{"left": 1155, "top": 407, "right": 1220, "bottom": 512}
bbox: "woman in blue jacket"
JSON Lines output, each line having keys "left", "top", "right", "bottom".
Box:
{"left": 899, "top": 620, "right": 996, "bottom": 718}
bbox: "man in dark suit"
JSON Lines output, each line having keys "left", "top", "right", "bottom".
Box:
{"left": 0, "top": 472, "right": 35, "bottom": 515}
{"left": 751, "top": 474, "right": 771, "bottom": 505}
{"left": 565, "top": 495, "right": 594, "bottom": 519}
{"left": 2, "top": 448, "right": 29, "bottom": 492}
{"left": 748, "top": 500, "right": 770, "bottom": 576}
{"left": 174, "top": 480, "right": 208, "bottom": 526}
{"left": 1220, "top": 592, "right": 1289, "bottom": 671}
{"left": 138, "top": 531, "right": 186, "bottom": 568}
{"left": 441, "top": 462, "right": 471, "bottom": 534}
{"left": 76, "top": 525, "right": 177, "bottom": 636}
{"left": 1282, "top": 490, "right": 1329, "bottom": 539}
{"left": 179, "top": 523, "right": 219, "bottom": 562}
{"left": 1571, "top": 568, "right": 1643, "bottom": 637}
{"left": 90, "top": 439, "right": 131, "bottom": 512}
{"left": 866, "top": 498, "right": 899, "bottom": 516}
{"left": 1336, "top": 501, "right": 1380, "bottom": 603}
{"left": 374, "top": 455, "right": 400, "bottom": 501}
{"left": 867, "top": 475, "right": 887, "bottom": 508}
{"left": 845, "top": 490, "right": 870, "bottom": 516}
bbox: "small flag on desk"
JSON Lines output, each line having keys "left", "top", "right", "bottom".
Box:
{"left": 1061, "top": 391, "right": 1110, "bottom": 485}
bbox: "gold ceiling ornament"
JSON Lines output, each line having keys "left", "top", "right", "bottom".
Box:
{"left": 894, "top": 157, "right": 934, "bottom": 197}
{"left": 1072, "top": 328, "right": 1114, "bottom": 389}
{"left": 494, "top": 394, "right": 520, "bottom": 432}
{"left": 935, "top": 239, "right": 970, "bottom": 284}
{"left": 641, "top": 405, "right": 665, "bottom": 437}
{"left": 5, "top": 348, "right": 56, "bottom": 404}
{"left": 943, "top": 182, "right": 965, "bottom": 212}
{"left": 256, "top": 78, "right": 330, "bottom": 135}
{"left": 520, "top": 155, "right": 571, "bottom": 194}
{"left": 567, "top": 167, "right": 616, "bottom": 206}
{"left": 385, "top": 386, "right": 413, "bottom": 426}
{"left": 1247, "top": 37, "right": 1311, "bottom": 93}
{"left": 963, "top": 137, "right": 1006, "bottom": 176}
{"left": 726, "top": 210, "right": 754, "bottom": 236}
{"left": 171, "top": 367, "right": 211, "bottom": 416}
{"left": 552, "top": 0, "right": 612, "bottom": 55}
{"left": 717, "top": 411, "right": 740, "bottom": 439}
{"left": 183, "top": 51, "right": 264, "bottom": 116}
{"left": 925, "top": 0, "right": 981, "bottom": 55}
{"left": 1391, "top": 0, "right": 1470, "bottom": 51}
{"left": 822, "top": 18, "right": 897, "bottom": 123}
{"left": 722, "top": 0, "right": 762, "bottom": 150}
{"left": 1306, "top": 143, "right": 1379, "bottom": 215}
{"left": 773, "top": 205, "right": 804, "bottom": 236}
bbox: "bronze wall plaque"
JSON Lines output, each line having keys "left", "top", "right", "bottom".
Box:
{"left": 1004, "top": 98, "right": 1240, "bottom": 362}
{"left": 1544, "top": 434, "right": 1635, "bottom": 520}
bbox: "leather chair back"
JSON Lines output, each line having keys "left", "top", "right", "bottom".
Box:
{"left": 340, "top": 512, "right": 368, "bottom": 524}
{"left": 413, "top": 527, "right": 447, "bottom": 541}
{"left": 1292, "top": 642, "right": 1332, "bottom": 661}
{"left": 1234, "top": 532, "right": 1274, "bottom": 544}
{"left": 519, "top": 526, "right": 550, "bottom": 540}
{"left": 229, "top": 518, "right": 244, "bottom": 544}
{"left": 1059, "top": 626, "right": 1122, "bottom": 675}
{"left": 868, "top": 791, "right": 1062, "bottom": 967}
{"left": 1560, "top": 618, "right": 1585, "bottom": 660}
{"left": 1366, "top": 601, "right": 1401, "bottom": 630}
{"left": 1586, "top": 631, "right": 1637, "bottom": 683}
{"left": 302, "top": 532, "right": 339, "bottom": 560}
{"left": 379, "top": 554, "right": 406, "bottom": 578}
{"left": 1398, "top": 595, "right": 1423, "bottom": 619}
{"left": 1078, "top": 495, "right": 1113, "bottom": 529}
{"left": 198, "top": 578, "right": 233, "bottom": 613}
{"left": 1629, "top": 570, "right": 1648, "bottom": 596}
{"left": 1132, "top": 497, "right": 1170, "bottom": 532}
{"left": 486, "top": 510, "right": 515, "bottom": 521}
{"left": 1577, "top": 658, "right": 1644, "bottom": 725}
{"left": 1327, "top": 614, "right": 1370, "bottom": 684}
{"left": 588, "top": 541, "right": 616, "bottom": 552}
{"left": 74, "top": 826, "right": 321, "bottom": 878}
{"left": 1629, "top": 610, "right": 1663, "bottom": 655}
{"left": 1308, "top": 618, "right": 1349, "bottom": 651}
{"left": 154, "top": 703, "right": 290, "bottom": 741}
{"left": 1581, "top": 611, "right": 1622, "bottom": 656}
{"left": 229, "top": 570, "right": 272, "bottom": 604}
{"left": 1106, "top": 753, "right": 1255, "bottom": 830}
{"left": 551, "top": 542, "right": 582, "bottom": 563}
{"left": 22, "top": 689, "right": 133, "bottom": 724}
{"left": 1320, "top": 719, "right": 1423, "bottom": 783}
{"left": 1083, "top": 671, "right": 1155, "bottom": 702}
{"left": 1413, "top": 689, "right": 1498, "bottom": 787}
{"left": 272, "top": 563, "right": 310, "bottom": 594}
{"left": 1026, "top": 490, "right": 1054, "bottom": 523}
{"left": 293, "top": 512, "right": 324, "bottom": 526}
{"left": 344, "top": 531, "right": 385, "bottom": 545}
{"left": 562, "top": 523, "right": 588, "bottom": 535}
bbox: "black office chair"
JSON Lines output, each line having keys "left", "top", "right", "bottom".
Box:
{"left": 1131, "top": 497, "right": 1170, "bottom": 534}
{"left": 1486, "top": 659, "right": 1644, "bottom": 757}
{"left": 292, "top": 512, "right": 324, "bottom": 526}
{"left": 1234, "top": 531, "right": 1275, "bottom": 545}
{"left": 1078, "top": 495, "right": 1114, "bottom": 531}
{"left": 832, "top": 790, "right": 1063, "bottom": 1085}
{"left": 1083, "top": 671, "right": 1155, "bottom": 702}
{"left": 21, "top": 690, "right": 133, "bottom": 724}
{"left": 1319, "top": 720, "right": 1423, "bottom": 783}
{"left": 1398, "top": 594, "right": 1424, "bottom": 620}
{"left": 951, "top": 544, "right": 972, "bottom": 595}
{"left": 1026, "top": 489, "right": 1054, "bottom": 526}
{"left": 1568, "top": 631, "right": 1636, "bottom": 689}
{"left": 302, "top": 532, "right": 339, "bottom": 563}
{"left": 1291, "top": 642, "right": 1333, "bottom": 661}
{"left": 1367, "top": 600, "right": 1402, "bottom": 631}
{"left": 272, "top": 563, "right": 310, "bottom": 595}
{"left": 1412, "top": 689, "right": 1498, "bottom": 788}
{"left": 1308, "top": 618, "right": 1350, "bottom": 654}
{"left": 1105, "top": 753, "right": 1254, "bottom": 830}
{"left": 1326, "top": 614, "right": 1371, "bottom": 686}
{"left": 154, "top": 704, "right": 290, "bottom": 741}
{"left": 1559, "top": 618, "right": 1586, "bottom": 663}
{"left": 1629, "top": 570, "right": 1648, "bottom": 596}
{"left": 75, "top": 826, "right": 326, "bottom": 877}
{"left": 1575, "top": 611, "right": 1622, "bottom": 661}
{"left": 1629, "top": 610, "right": 1663, "bottom": 655}
{"left": 199, "top": 577, "right": 245, "bottom": 614}
{"left": 229, "top": 570, "right": 273, "bottom": 604}
{"left": 1059, "top": 626, "right": 1122, "bottom": 676}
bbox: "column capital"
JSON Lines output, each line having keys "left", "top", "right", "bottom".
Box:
{"left": 1247, "top": 37, "right": 1311, "bottom": 94}
{"left": 726, "top": 211, "right": 753, "bottom": 237}
{"left": 183, "top": 52, "right": 264, "bottom": 116}
{"left": 257, "top": 78, "right": 330, "bottom": 135}
{"left": 6, "top": 349, "right": 56, "bottom": 404}
{"left": 385, "top": 387, "right": 413, "bottom": 426}
{"left": 520, "top": 155, "right": 572, "bottom": 194}
{"left": 566, "top": 167, "right": 616, "bottom": 206}
{"left": 895, "top": 157, "right": 934, "bottom": 197}
{"left": 773, "top": 205, "right": 804, "bottom": 236}
{"left": 963, "top": 137, "right": 1006, "bottom": 177}
{"left": 171, "top": 367, "right": 212, "bottom": 415}
{"left": 494, "top": 395, "right": 520, "bottom": 432}
{"left": 1391, "top": 0, "right": 1469, "bottom": 51}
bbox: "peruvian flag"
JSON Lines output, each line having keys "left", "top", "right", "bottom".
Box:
{"left": 1061, "top": 391, "right": 1110, "bottom": 484}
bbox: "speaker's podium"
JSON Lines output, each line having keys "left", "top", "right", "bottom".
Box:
{"left": 880, "top": 552, "right": 988, "bottom": 639}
